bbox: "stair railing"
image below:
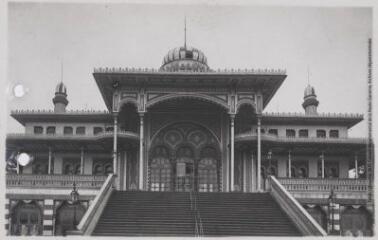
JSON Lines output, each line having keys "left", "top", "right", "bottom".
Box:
{"left": 195, "top": 191, "right": 204, "bottom": 236}
{"left": 191, "top": 190, "right": 204, "bottom": 237}
{"left": 67, "top": 174, "right": 115, "bottom": 236}
{"left": 268, "top": 175, "right": 327, "bottom": 236}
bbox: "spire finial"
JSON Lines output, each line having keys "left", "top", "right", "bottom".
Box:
{"left": 61, "top": 60, "right": 64, "bottom": 83}
{"left": 307, "top": 65, "right": 310, "bottom": 85}
{"left": 184, "top": 16, "right": 187, "bottom": 49}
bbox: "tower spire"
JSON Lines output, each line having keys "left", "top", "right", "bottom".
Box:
{"left": 307, "top": 65, "right": 310, "bottom": 85}
{"left": 184, "top": 16, "right": 187, "bottom": 49}
{"left": 61, "top": 60, "right": 64, "bottom": 83}
{"left": 53, "top": 59, "right": 68, "bottom": 113}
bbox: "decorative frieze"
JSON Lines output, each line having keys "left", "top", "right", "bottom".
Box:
{"left": 94, "top": 67, "right": 287, "bottom": 75}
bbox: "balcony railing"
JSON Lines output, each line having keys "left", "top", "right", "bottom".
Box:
{"left": 235, "top": 132, "right": 367, "bottom": 144}
{"left": 7, "top": 131, "right": 140, "bottom": 142}
{"left": 263, "top": 112, "right": 363, "bottom": 119}
{"left": 277, "top": 178, "right": 368, "bottom": 193}
{"left": 6, "top": 174, "right": 107, "bottom": 189}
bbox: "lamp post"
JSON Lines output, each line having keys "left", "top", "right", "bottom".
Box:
{"left": 328, "top": 188, "right": 335, "bottom": 234}
{"left": 70, "top": 182, "right": 79, "bottom": 229}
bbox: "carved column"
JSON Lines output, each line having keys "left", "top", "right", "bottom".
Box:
{"left": 251, "top": 151, "right": 255, "bottom": 192}
{"left": 48, "top": 147, "right": 52, "bottom": 175}
{"left": 354, "top": 152, "right": 359, "bottom": 179}
{"left": 321, "top": 151, "right": 325, "bottom": 178}
{"left": 288, "top": 150, "right": 292, "bottom": 178}
{"left": 230, "top": 114, "right": 235, "bottom": 192}
{"left": 139, "top": 113, "right": 145, "bottom": 190}
{"left": 243, "top": 150, "right": 247, "bottom": 192}
{"left": 113, "top": 113, "right": 118, "bottom": 175}
{"left": 257, "top": 115, "right": 262, "bottom": 192}
{"left": 80, "top": 147, "right": 84, "bottom": 175}
{"left": 124, "top": 150, "right": 127, "bottom": 190}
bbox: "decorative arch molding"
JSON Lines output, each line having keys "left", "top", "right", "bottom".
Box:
{"left": 236, "top": 101, "right": 257, "bottom": 114}
{"left": 55, "top": 200, "right": 86, "bottom": 236}
{"left": 115, "top": 98, "right": 139, "bottom": 113}
{"left": 10, "top": 200, "right": 43, "bottom": 236}
{"left": 146, "top": 93, "right": 230, "bottom": 111}
{"left": 340, "top": 205, "right": 373, "bottom": 236}
{"left": 150, "top": 120, "right": 221, "bottom": 145}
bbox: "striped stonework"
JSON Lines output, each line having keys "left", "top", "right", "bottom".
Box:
{"left": 43, "top": 199, "right": 54, "bottom": 236}
{"left": 4, "top": 200, "right": 11, "bottom": 236}
{"left": 328, "top": 203, "right": 341, "bottom": 235}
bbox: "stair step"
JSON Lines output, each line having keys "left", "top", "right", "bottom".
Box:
{"left": 92, "top": 191, "right": 301, "bottom": 237}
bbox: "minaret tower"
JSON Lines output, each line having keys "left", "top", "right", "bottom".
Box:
{"left": 52, "top": 82, "right": 68, "bottom": 113}
{"left": 302, "top": 85, "right": 319, "bottom": 115}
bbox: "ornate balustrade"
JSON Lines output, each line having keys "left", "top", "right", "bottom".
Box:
{"left": 6, "top": 174, "right": 107, "bottom": 189}
{"left": 278, "top": 178, "right": 368, "bottom": 193}
{"left": 93, "top": 66, "right": 287, "bottom": 75}
{"left": 7, "top": 131, "right": 139, "bottom": 140}
{"left": 11, "top": 109, "right": 110, "bottom": 114}
{"left": 235, "top": 132, "right": 367, "bottom": 144}
{"left": 263, "top": 112, "right": 363, "bottom": 119}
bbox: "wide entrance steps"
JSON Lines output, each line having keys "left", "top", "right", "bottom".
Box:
{"left": 92, "top": 191, "right": 301, "bottom": 236}
{"left": 197, "top": 192, "right": 301, "bottom": 236}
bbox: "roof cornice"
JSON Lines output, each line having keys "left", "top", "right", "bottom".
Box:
{"left": 93, "top": 67, "right": 287, "bottom": 75}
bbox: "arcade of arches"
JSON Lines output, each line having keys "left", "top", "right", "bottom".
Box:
{"left": 9, "top": 200, "right": 87, "bottom": 236}
{"left": 149, "top": 122, "right": 221, "bottom": 192}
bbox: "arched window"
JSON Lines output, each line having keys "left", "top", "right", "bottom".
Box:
{"left": 299, "top": 129, "right": 308, "bottom": 138}
{"left": 63, "top": 159, "right": 80, "bottom": 175}
{"left": 76, "top": 127, "right": 85, "bottom": 135}
{"left": 330, "top": 130, "right": 339, "bottom": 138}
{"left": 316, "top": 130, "right": 326, "bottom": 138}
{"left": 11, "top": 201, "right": 42, "bottom": 236}
{"left": 46, "top": 126, "right": 56, "bottom": 135}
{"left": 33, "top": 126, "right": 43, "bottom": 134}
{"left": 92, "top": 158, "right": 113, "bottom": 175}
{"left": 286, "top": 129, "right": 296, "bottom": 138}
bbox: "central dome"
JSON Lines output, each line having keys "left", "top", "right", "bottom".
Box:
{"left": 160, "top": 46, "right": 210, "bottom": 72}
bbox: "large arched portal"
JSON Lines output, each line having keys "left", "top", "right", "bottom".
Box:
{"left": 149, "top": 122, "right": 221, "bottom": 192}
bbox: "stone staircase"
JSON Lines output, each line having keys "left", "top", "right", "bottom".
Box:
{"left": 197, "top": 192, "right": 301, "bottom": 236}
{"left": 92, "top": 191, "right": 301, "bottom": 236}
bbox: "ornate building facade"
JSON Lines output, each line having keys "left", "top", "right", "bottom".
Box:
{"left": 5, "top": 44, "right": 373, "bottom": 236}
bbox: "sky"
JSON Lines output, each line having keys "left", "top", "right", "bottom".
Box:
{"left": 6, "top": 2, "right": 372, "bottom": 137}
